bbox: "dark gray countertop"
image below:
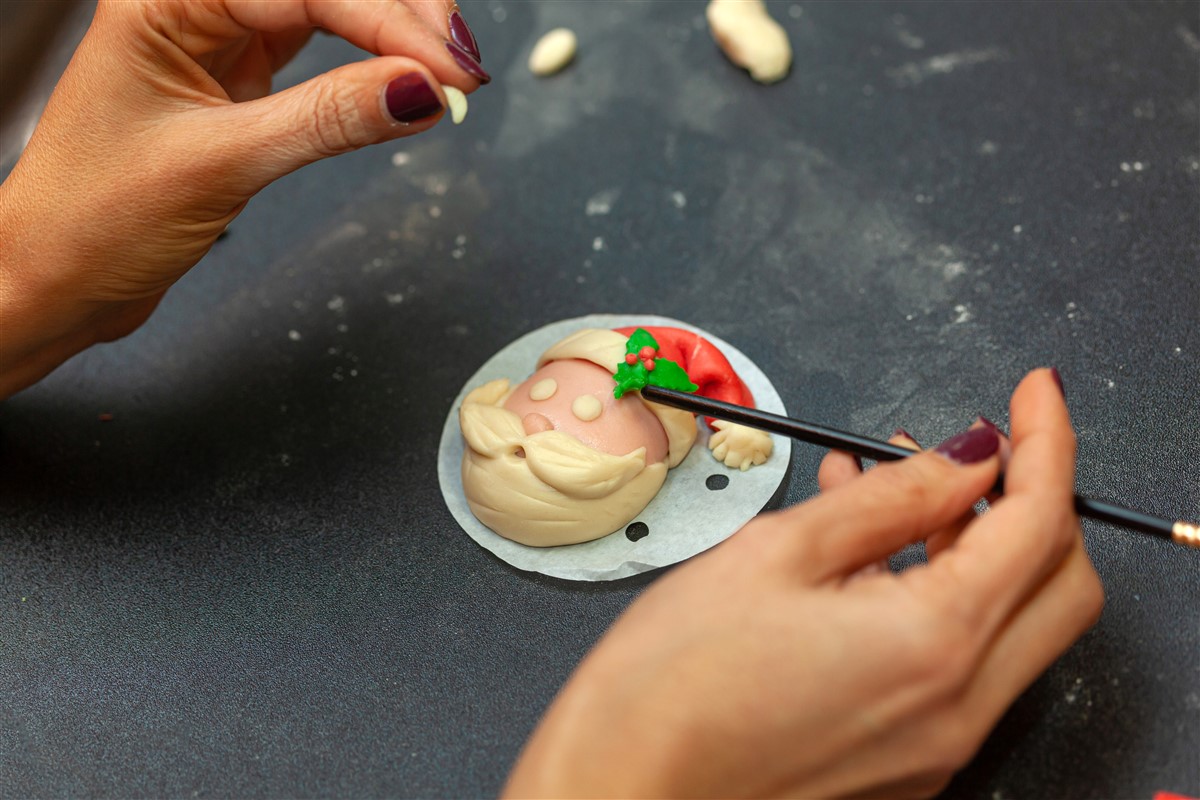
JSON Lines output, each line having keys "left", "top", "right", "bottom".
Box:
{"left": 2, "top": 1, "right": 1198, "bottom": 797}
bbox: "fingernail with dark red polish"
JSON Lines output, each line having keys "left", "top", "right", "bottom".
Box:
{"left": 449, "top": 9, "right": 481, "bottom": 62}
{"left": 447, "top": 41, "right": 491, "bottom": 84}
{"left": 1049, "top": 367, "right": 1065, "bottom": 397}
{"left": 935, "top": 426, "right": 1000, "bottom": 465}
{"left": 384, "top": 73, "right": 443, "bottom": 124}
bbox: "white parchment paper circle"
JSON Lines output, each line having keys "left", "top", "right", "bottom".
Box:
{"left": 436, "top": 315, "right": 791, "bottom": 581}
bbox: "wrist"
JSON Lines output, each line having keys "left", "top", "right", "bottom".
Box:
{"left": 502, "top": 652, "right": 699, "bottom": 798}
{"left": 0, "top": 176, "right": 105, "bottom": 398}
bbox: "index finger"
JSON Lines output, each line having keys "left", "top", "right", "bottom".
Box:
{"left": 905, "top": 369, "right": 1081, "bottom": 638}
{"left": 224, "top": 0, "right": 488, "bottom": 90}
{"left": 401, "top": 0, "right": 456, "bottom": 40}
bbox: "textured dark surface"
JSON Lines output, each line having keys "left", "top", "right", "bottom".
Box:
{"left": 2, "top": 1, "right": 1198, "bottom": 798}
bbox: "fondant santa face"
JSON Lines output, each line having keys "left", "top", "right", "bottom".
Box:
{"left": 458, "top": 329, "right": 698, "bottom": 547}
{"left": 458, "top": 327, "right": 772, "bottom": 548}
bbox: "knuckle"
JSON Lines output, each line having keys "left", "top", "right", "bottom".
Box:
{"left": 875, "top": 461, "right": 937, "bottom": 519}
{"left": 1018, "top": 494, "right": 1078, "bottom": 567}
{"left": 308, "top": 82, "right": 364, "bottom": 157}
{"left": 934, "top": 636, "right": 976, "bottom": 696}
{"left": 937, "top": 559, "right": 989, "bottom": 637}
{"left": 907, "top": 592, "right": 984, "bottom": 695}
{"left": 905, "top": 604, "right": 976, "bottom": 696}
{"left": 884, "top": 456, "right": 974, "bottom": 529}
{"left": 1044, "top": 502, "right": 1082, "bottom": 562}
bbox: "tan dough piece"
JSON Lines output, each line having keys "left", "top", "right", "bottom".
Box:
{"left": 706, "top": 0, "right": 793, "bottom": 84}
{"left": 528, "top": 28, "right": 578, "bottom": 76}
{"left": 709, "top": 420, "right": 774, "bottom": 471}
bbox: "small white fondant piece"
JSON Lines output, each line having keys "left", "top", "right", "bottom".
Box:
{"left": 706, "top": 0, "right": 792, "bottom": 84}
{"left": 529, "top": 378, "right": 558, "bottom": 401}
{"left": 529, "top": 28, "right": 578, "bottom": 77}
{"left": 443, "top": 86, "right": 468, "bottom": 124}
{"left": 571, "top": 394, "right": 603, "bottom": 422}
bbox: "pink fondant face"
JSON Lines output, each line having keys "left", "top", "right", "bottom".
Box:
{"left": 504, "top": 359, "right": 670, "bottom": 464}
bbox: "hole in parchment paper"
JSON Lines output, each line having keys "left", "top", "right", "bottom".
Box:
{"left": 706, "top": 474, "right": 730, "bottom": 491}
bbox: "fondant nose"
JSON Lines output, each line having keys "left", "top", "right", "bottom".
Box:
{"left": 522, "top": 412, "right": 554, "bottom": 435}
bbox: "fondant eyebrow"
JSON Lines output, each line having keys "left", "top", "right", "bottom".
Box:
{"left": 529, "top": 378, "right": 558, "bottom": 401}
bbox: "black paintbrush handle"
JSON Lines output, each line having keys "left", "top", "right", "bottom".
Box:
{"left": 640, "top": 385, "right": 1198, "bottom": 547}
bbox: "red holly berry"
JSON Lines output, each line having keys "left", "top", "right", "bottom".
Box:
{"left": 625, "top": 353, "right": 637, "bottom": 365}
{"left": 643, "top": 358, "right": 656, "bottom": 371}
{"left": 638, "top": 345, "right": 657, "bottom": 361}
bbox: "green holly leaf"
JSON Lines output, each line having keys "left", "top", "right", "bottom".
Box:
{"left": 611, "top": 328, "right": 699, "bottom": 398}
{"left": 612, "top": 361, "right": 646, "bottom": 399}
{"left": 647, "top": 359, "right": 699, "bottom": 394}
{"left": 625, "top": 328, "right": 659, "bottom": 355}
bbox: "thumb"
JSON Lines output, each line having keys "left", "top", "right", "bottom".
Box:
{"left": 209, "top": 57, "right": 448, "bottom": 192}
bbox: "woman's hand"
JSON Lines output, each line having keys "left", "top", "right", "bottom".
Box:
{"left": 504, "top": 369, "right": 1103, "bottom": 798}
{"left": 0, "top": 0, "right": 487, "bottom": 398}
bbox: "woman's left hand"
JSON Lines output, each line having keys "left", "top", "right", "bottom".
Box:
{"left": 1, "top": 0, "right": 487, "bottom": 397}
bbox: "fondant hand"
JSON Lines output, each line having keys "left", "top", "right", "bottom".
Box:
{"left": 0, "top": 0, "right": 487, "bottom": 398}
{"left": 504, "top": 370, "right": 1102, "bottom": 799}
{"left": 709, "top": 420, "right": 773, "bottom": 471}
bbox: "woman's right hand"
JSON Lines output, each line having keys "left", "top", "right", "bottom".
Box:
{"left": 504, "top": 369, "right": 1104, "bottom": 798}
